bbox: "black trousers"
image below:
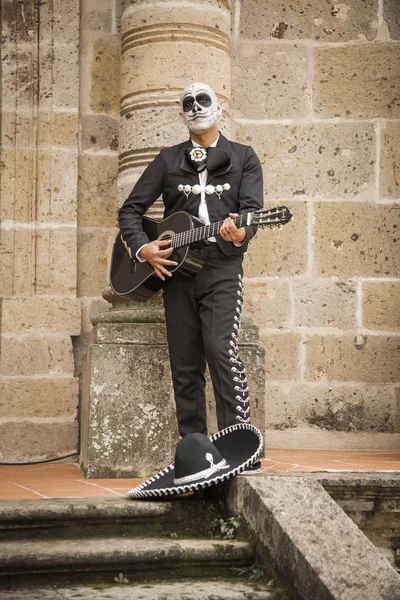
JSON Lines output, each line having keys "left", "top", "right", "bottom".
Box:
{"left": 162, "top": 244, "right": 250, "bottom": 437}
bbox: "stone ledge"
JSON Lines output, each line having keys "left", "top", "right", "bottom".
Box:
{"left": 225, "top": 475, "right": 400, "bottom": 600}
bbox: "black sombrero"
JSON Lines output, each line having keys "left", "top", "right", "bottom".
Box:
{"left": 127, "top": 423, "right": 263, "bottom": 499}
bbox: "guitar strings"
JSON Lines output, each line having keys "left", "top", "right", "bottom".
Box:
{"left": 172, "top": 214, "right": 247, "bottom": 249}
{"left": 171, "top": 208, "right": 283, "bottom": 249}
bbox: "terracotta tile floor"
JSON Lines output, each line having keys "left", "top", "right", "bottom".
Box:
{"left": 0, "top": 449, "right": 399, "bottom": 500}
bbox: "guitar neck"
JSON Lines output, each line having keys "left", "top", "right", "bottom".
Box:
{"left": 172, "top": 213, "right": 249, "bottom": 249}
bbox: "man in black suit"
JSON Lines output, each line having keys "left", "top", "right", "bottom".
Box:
{"left": 118, "top": 82, "right": 263, "bottom": 438}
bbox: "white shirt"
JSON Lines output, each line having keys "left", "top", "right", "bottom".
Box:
{"left": 192, "top": 136, "right": 218, "bottom": 243}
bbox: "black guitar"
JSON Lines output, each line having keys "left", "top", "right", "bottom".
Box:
{"left": 110, "top": 206, "right": 292, "bottom": 302}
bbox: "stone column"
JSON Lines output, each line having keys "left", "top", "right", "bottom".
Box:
{"left": 117, "top": 0, "right": 232, "bottom": 212}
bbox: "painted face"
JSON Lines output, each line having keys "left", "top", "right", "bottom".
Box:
{"left": 180, "top": 83, "right": 222, "bottom": 134}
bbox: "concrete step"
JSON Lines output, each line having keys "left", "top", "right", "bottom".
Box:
{"left": 0, "top": 537, "right": 253, "bottom": 585}
{"left": 0, "top": 579, "right": 278, "bottom": 600}
{"left": 0, "top": 497, "right": 216, "bottom": 541}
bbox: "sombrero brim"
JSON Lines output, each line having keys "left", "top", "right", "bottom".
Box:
{"left": 127, "top": 423, "right": 263, "bottom": 499}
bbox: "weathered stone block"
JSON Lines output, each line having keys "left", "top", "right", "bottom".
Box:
{"left": 0, "top": 228, "right": 35, "bottom": 296}
{"left": 383, "top": 0, "right": 400, "bottom": 39}
{"left": 77, "top": 228, "right": 114, "bottom": 297}
{"left": 363, "top": 282, "right": 400, "bottom": 331}
{"left": 243, "top": 201, "right": 307, "bottom": 276}
{"left": 33, "top": 0, "right": 79, "bottom": 44}
{"left": 1, "top": 46, "right": 36, "bottom": 111}
{"left": 1, "top": 111, "right": 29, "bottom": 148}
{"left": 82, "top": 0, "right": 113, "bottom": 33}
{"left": 305, "top": 334, "right": 400, "bottom": 383}
{"left": 243, "top": 281, "right": 291, "bottom": 327}
{"left": 2, "top": 149, "right": 78, "bottom": 231}
{"left": 1, "top": 297, "right": 81, "bottom": 334}
{"left": 293, "top": 279, "right": 357, "bottom": 329}
{"left": 2, "top": 0, "right": 79, "bottom": 45}
{"left": 0, "top": 377, "right": 78, "bottom": 418}
{"left": 94, "top": 322, "right": 167, "bottom": 345}
{"left": 235, "top": 123, "right": 375, "bottom": 200}
{"left": 80, "top": 115, "right": 119, "bottom": 152}
{"left": 314, "top": 44, "right": 400, "bottom": 118}
{"left": 39, "top": 0, "right": 80, "bottom": 45}
{"left": 39, "top": 44, "right": 79, "bottom": 110}
{"left": 40, "top": 112, "right": 79, "bottom": 147}
{"left": 238, "top": 0, "right": 378, "bottom": 41}
{"left": 380, "top": 120, "right": 400, "bottom": 199}
{"left": 78, "top": 153, "right": 118, "bottom": 227}
{"left": 260, "top": 332, "right": 301, "bottom": 380}
{"left": 265, "top": 383, "right": 398, "bottom": 432}
{"left": 90, "top": 37, "right": 120, "bottom": 115}
{"left": 2, "top": 111, "right": 79, "bottom": 150}
{"left": 225, "top": 477, "right": 400, "bottom": 600}
{"left": 0, "top": 335, "right": 74, "bottom": 376}
{"left": 2, "top": 0, "right": 38, "bottom": 44}
{"left": 0, "top": 421, "right": 78, "bottom": 461}
{"left": 0, "top": 148, "right": 36, "bottom": 222}
{"left": 35, "top": 227, "right": 78, "bottom": 295}
{"left": 81, "top": 341, "right": 178, "bottom": 478}
{"left": 231, "top": 43, "right": 309, "bottom": 119}
{"left": 36, "top": 149, "right": 78, "bottom": 223}
{"left": 314, "top": 202, "right": 400, "bottom": 277}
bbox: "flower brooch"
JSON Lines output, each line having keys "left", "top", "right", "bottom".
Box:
{"left": 177, "top": 183, "right": 231, "bottom": 199}
{"left": 189, "top": 147, "right": 207, "bottom": 162}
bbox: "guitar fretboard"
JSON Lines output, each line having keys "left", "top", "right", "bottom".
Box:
{"left": 172, "top": 214, "right": 250, "bottom": 249}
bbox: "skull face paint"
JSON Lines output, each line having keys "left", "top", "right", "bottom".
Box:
{"left": 180, "top": 83, "right": 222, "bottom": 135}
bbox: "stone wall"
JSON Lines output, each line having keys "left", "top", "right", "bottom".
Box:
{"left": 232, "top": 0, "right": 400, "bottom": 449}
{"left": 0, "top": 0, "right": 399, "bottom": 460}
{"left": 0, "top": 0, "right": 81, "bottom": 460}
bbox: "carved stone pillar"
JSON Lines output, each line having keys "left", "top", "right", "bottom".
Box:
{"left": 117, "top": 0, "right": 232, "bottom": 215}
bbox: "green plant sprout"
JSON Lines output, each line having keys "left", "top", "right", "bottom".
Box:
{"left": 114, "top": 572, "right": 129, "bottom": 584}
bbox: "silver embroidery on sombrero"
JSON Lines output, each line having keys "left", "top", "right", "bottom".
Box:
{"left": 173, "top": 454, "right": 229, "bottom": 486}
{"left": 228, "top": 274, "right": 250, "bottom": 424}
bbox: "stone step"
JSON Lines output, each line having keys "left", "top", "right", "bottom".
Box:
{"left": 0, "top": 497, "right": 216, "bottom": 541}
{"left": 0, "top": 537, "right": 253, "bottom": 586}
{"left": 0, "top": 579, "right": 278, "bottom": 600}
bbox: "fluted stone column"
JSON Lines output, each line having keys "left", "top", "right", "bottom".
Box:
{"left": 117, "top": 0, "right": 232, "bottom": 214}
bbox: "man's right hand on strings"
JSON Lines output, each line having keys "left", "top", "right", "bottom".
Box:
{"left": 139, "top": 239, "right": 178, "bottom": 281}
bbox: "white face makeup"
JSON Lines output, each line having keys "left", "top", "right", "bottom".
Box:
{"left": 180, "top": 83, "right": 222, "bottom": 134}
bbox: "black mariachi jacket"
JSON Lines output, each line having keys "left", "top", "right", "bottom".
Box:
{"left": 118, "top": 133, "right": 264, "bottom": 258}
